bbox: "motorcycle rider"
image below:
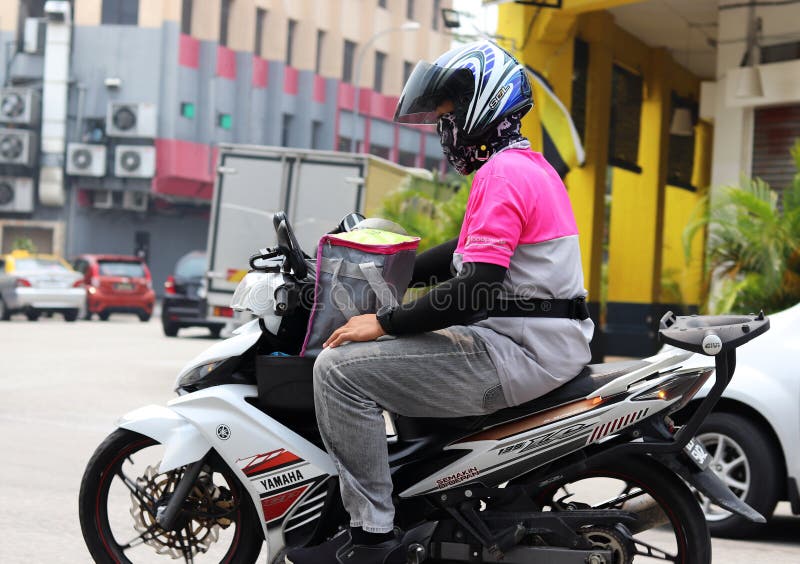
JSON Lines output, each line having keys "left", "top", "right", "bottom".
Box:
{"left": 286, "top": 40, "right": 593, "bottom": 564}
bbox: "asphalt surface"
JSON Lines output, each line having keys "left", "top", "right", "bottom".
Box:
{"left": 1, "top": 315, "right": 799, "bottom": 563}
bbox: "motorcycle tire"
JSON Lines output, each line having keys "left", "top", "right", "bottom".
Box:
{"left": 524, "top": 454, "right": 711, "bottom": 564}
{"left": 79, "top": 428, "right": 263, "bottom": 564}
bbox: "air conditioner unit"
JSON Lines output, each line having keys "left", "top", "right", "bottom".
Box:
{"left": 0, "top": 88, "right": 41, "bottom": 125}
{"left": 114, "top": 145, "right": 156, "bottom": 178}
{"left": 93, "top": 189, "right": 113, "bottom": 209}
{"left": 66, "top": 143, "right": 107, "bottom": 177}
{"left": 0, "top": 128, "right": 38, "bottom": 167}
{"left": 0, "top": 177, "right": 34, "bottom": 213}
{"left": 106, "top": 102, "right": 157, "bottom": 138}
{"left": 122, "top": 190, "right": 148, "bottom": 212}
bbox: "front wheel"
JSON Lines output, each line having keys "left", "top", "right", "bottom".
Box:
{"left": 79, "top": 428, "right": 263, "bottom": 563}
{"left": 527, "top": 455, "right": 711, "bottom": 564}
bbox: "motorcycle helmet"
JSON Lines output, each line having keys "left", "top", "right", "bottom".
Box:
{"left": 393, "top": 40, "right": 532, "bottom": 140}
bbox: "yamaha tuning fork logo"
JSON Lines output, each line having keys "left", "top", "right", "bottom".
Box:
{"left": 216, "top": 424, "right": 231, "bottom": 440}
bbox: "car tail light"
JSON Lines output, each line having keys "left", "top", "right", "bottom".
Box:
{"left": 73, "top": 279, "right": 85, "bottom": 288}
{"left": 164, "top": 275, "right": 177, "bottom": 295}
{"left": 15, "top": 278, "right": 31, "bottom": 288}
{"left": 213, "top": 306, "right": 234, "bottom": 318}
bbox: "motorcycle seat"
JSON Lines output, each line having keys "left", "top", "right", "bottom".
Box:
{"left": 393, "top": 359, "right": 652, "bottom": 438}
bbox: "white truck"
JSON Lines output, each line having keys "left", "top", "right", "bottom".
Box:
{"left": 204, "top": 144, "right": 428, "bottom": 325}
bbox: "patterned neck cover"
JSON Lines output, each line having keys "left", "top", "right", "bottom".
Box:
{"left": 437, "top": 111, "right": 530, "bottom": 175}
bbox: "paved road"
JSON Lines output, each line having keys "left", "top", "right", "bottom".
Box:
{"left": 1, "top": 316, "right": 798, "bottom": 563}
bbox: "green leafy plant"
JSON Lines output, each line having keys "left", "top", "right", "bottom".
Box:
{"left": 684, "top": 140, "right": 800, "bottom": 314}
{"left": 11, "top": 237, "right": 37, "bottom": 253}
{"left": 380, "top": 172, "right": 471, "bottom": 252}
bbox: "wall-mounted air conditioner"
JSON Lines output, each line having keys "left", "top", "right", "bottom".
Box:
{"left": 106, "top": 102, "right": 157, "bottom": 138}
{"left": 0, "top": 88, "right": 41, "bottom": 126}
{"left": 0, "top": 128, "right": 38, "bottom": 167}
{"left": 66, "top": 143, "right": 107, "bottom": 177}
{"left": 114, "top": 145, "right": 156, "bottom": 178}
{"left": 93, "top": 189, "right": 113, "bottom": 209}
{"left": 122, "top": 190, "right": 148, "bottom": 212}
{"left": 0, "top": 177, "right": 34, "bottom": 213}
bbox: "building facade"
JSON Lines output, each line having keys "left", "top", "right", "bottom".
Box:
{"left": 0, "top": 0, "right": 452, "bottom": 289}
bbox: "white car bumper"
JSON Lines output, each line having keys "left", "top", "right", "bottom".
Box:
{"left": 8, "top": 287, "right": 86, "bottom": 310}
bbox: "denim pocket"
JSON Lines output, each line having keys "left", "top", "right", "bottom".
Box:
{"left": 482, "top": 383, "right": 507, "bottom": 412}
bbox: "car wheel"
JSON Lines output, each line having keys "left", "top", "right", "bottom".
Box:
{"left": 83, "top": 310, "right": 93, "bottom": 321}
{"left": 694, "top": 412, "right": 782, "bottom": 537}
{"left": 163, "top": 322, "right": 179, "bottom": 337}
{"left": 63, "top": 309, "right": 79, "bottom": 322}
{"left": 98, "top": 311, "right": 110, "bottom": 321}
{"left": 26, "top": 310, "right": 40, "bottom": 321}
{"left": 210, "top": 326, "right": 222, "bottom": 338}
{"left": 138, "top": 312, "right": 151, "bottom": 322}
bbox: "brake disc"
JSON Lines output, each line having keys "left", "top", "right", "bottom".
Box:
{"left": 128, "top": 465, "right": 232, "bottom": 559}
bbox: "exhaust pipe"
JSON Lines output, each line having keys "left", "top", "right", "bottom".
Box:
{"left": 622, "top": 495, "right": 669, "bottom": 533}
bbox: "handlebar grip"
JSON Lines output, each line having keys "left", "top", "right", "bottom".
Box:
{"left": 274, "top": 286, "right": 289, "bottom": 314}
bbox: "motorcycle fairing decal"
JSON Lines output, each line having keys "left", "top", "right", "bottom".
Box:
{"left": 587, "top": 408, "right": 650, "bottom": 444}
{"left": 238, "top": 448, "right": 302, "bottom": 477}
{"left": 261, "top": 484, "right": 312, "bottom": 522}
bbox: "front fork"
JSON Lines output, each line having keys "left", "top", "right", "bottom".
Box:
{"left": 155, "top": 456, "right": 208, "bottom": 531}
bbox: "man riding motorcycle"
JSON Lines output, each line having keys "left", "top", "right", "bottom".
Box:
{"left": 286, "top": 40, "right": 594, "bottom": 564}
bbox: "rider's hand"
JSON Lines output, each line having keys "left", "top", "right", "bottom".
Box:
{"left": 324, "top": 314, "right": 386, "bottom": 348}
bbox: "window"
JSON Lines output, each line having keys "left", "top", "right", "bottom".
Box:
{"left": 608, "top": 65, "right": 643, "bottom": 172}
{"left": 312, "top": 121, "right": 325, "bottom": 149}
{"left": 337, "top": 136, "right": 352, "bottom": 152}
{"left": 343, "top": 40, "right": 357, "bottom": 84}
{"left": 407, "top": 0, "right": 415, "bottom": 20}
{"left": 286, "top": 19, "right": 297, "bottom": 67}
{"left": 315, "top": 30, "right": 326, "bottom": 75}
{"left": 399, "top": 150, "right": 417, "bottom": 167}
{"left": 181, "top": 0, "right": 193, "bottom": 34}
{"left": 254, "top": 8, "right": 267, "bottom": 56}
{"left": 752, "top": 105, "right": 800, "bottom": 190}
{"left": 98, "top": 260, "right": 146, "bottom": 277}
{"left": 374, "top": 51, "right": 387, "bottom": 93}
{"left": 102, "top": 0, "right": 139, "bottom": 25}
{"left": 281, "top": 114, "right": 293, "bottom": 147}
{"left": 432, "top": 0, "right": 441, "bottom": 30}
{"left": 378, "top": 0, "right": 388, "bottom": 8}
{"left": 370, "top": 145, "right": 391, "bottom": 159}
{"left": 403, "top": 61, "right": 414, "bottom": 85}
{"left": 424, "top": 156, "right": 441, "bottom": 172}
{"left": 760, "top": 41, "right": 800, "bottom": 65}
{"left": 219, "top": 0, "right": 231, "bottom": 47}
{"left": 666, "top": 95, "right": 696, "bottom": 190}
{"left": 571, "top": 38, "right": 589, "bottom": 144}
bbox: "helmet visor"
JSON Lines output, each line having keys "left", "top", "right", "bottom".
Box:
{"left": 393, "top": 62, "right": 473, "bottom": 125}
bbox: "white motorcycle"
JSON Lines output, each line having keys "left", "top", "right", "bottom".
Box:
{"left": 79, "top": 212, "right": 770, "bottom": 564}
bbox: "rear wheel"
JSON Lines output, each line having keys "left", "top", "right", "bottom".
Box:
{"left": 26, "top": 310, "right": 40, "bottom": 321}
{"left": 210, "top": 326, "right": 222, "bottom": 339}
{"left": 99, "top": 311, "right": 110, "bottom": 321}
{"left": 163, "top": 322, "right": 179, "bottom": 337}
{"left": 527, "top": 455, "right": 711, "bottom": 564}
{"left": 79, "top": 428, "right": 263, "bottom": 563}
{"left": 139, "top": 312, "right": 152, "bottom": 322}
{"left": 64, "top": 309, "right": 79, "bottom": 322}
{"left": 0, "top": 299, "right": 9, "bottom": 321}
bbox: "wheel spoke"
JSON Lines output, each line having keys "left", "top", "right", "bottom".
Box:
{"left": 721, "top": 455, "right": 747, "bottom": 473}
{"left": 632, "top": 536, "right": 679, "bottom": 562}
{"left": 117, "top": 469, "right": 159, "bottom": 512}
{"left": 594, "top": 488, "right": 647, "bottom": 510}
{"left": 724, "top": 476, "right": 748, "bottom": 492}
{"left": 119, "top": 523, "right": 158, "bottom": 551}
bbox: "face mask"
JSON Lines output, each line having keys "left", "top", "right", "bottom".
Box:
{"left": 437, "top": 112, "right": 528, "bottom": 175}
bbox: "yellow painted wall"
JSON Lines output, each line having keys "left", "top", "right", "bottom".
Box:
{"left": 498, "top": 1, "right": 709, "bottom": 309}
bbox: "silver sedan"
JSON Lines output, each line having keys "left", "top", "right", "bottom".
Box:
{"left": 0, "top": 254, "right": 86, "bottom": 321}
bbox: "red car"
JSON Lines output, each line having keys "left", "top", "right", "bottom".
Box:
{"left": 72, "top": 255, "right": 155, "bottom": 321}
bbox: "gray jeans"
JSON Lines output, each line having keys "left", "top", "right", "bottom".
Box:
{"left": 313, "top": 326, "right": 508, "bottom": 533}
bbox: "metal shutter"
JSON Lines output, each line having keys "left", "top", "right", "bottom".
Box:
{"left": 752, "top": 105, "right": 800, "bottom": 190}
